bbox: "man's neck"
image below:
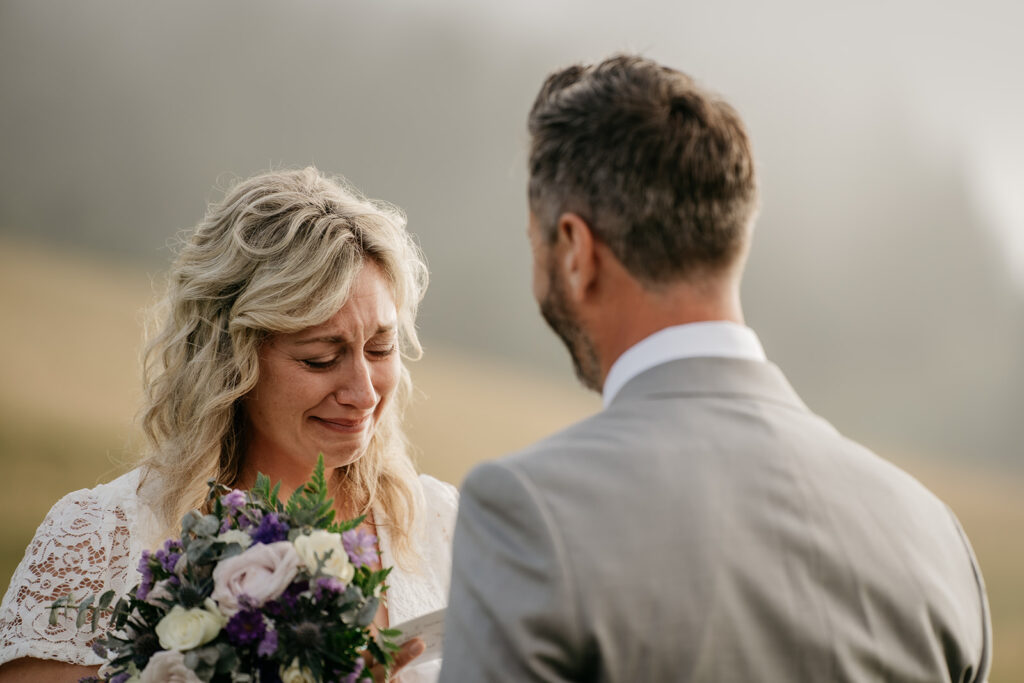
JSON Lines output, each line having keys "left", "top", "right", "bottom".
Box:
{"left": 589, "top": 278, "right": 745, "bottom": 387}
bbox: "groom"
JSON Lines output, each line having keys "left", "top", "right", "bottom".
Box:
{"left": 440, "top": 55, "right": 991, "bottom": 681}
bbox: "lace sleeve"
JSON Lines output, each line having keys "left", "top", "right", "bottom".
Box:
{"left": 0, "top": 488, "right": 134, "bottom": 666}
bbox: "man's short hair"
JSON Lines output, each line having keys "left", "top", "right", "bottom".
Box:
{"left": 528, "top": 54, "right": 759, "bottom": 284}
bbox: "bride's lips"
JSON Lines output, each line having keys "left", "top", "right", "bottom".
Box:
{"left": 310, "top": 415, "right": 371, "bottom": 434}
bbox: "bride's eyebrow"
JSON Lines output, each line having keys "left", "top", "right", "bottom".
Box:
{"left": 292, "top": 324, "right": 397, "bottom": 346}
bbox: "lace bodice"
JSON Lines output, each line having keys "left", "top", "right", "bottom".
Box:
{"left": 0, "top": 469, "right": 458, "bottom": 681}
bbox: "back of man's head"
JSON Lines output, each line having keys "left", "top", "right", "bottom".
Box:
{"left": 528, "top": 54, "right": 759, "bottom": 286}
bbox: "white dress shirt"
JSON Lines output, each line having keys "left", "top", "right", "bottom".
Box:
{"left": 602, "top": 321, "right": 767, "bottom": 408}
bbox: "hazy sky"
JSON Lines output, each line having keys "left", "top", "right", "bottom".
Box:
{"left": 439, "top": 0, "right": 1024, "bottom": 287}
{"left": 1, "top": 0, "right": 1021, "bottom": 463}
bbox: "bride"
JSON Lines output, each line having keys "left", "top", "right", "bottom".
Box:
{"left": 0, "top": 167, "right": 457, "bottom": 682}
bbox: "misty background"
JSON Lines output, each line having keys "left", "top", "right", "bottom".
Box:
{"left": 1, "top": 1, "right": 1023, "bottom": 678}
{"left": 3, "top": 0, "right": 1022, "bottom": 468}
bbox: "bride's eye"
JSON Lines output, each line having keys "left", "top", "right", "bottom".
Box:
{"left": 301, "top": 357, "right": 339, "bottom": 370}
{"left": 367, "top": 341, "right": 398, "bottom": 359}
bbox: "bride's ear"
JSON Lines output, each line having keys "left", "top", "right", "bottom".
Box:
{"left": 554, "top": 212, "right": 598, "bottom": 304}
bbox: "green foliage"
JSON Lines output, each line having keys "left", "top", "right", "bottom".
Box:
{"left": 48, "top": 589, "right": 118, "bottom": 633}
{"left": 250, "top": 473, "right": 283, "bottom": 512}
{"left": 285, "top": 454, "right": 336, "bottom": 529}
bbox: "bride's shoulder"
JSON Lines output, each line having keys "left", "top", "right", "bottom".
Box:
{"left": 46, "top": 468, "right": 143, "bottom": 520}
{"left": 0, "top": 469, "right": 146, "bottom": 668}
{"left": 31, "top": 467, "right": 165, "bottom": 556}
{"left": 417, "top": 473, "right": 459, "bottom": 512}
{"left": 415, "top": 474, "right": 459, "bottom": 537}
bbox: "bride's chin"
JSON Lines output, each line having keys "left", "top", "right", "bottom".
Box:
{"left": 320, "top": 446, "right": 369, "bottom": 472}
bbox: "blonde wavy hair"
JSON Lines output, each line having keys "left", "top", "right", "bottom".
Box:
{"left": 138, "top": 167, "right": 428, "bottom": 566}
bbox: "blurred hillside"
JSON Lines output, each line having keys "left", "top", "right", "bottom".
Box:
{"left": 1, "top": 236, "right": 1021, "bottom": 679}
{"left": 1, "top": 3, "right": 1022, "bottom": 677}
{"left": 2, "top": 0, "right": 1023, "bottom": 469}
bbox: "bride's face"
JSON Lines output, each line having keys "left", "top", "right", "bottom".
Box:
{"left": 242, "top": 262, "right": 401, "bottom": 477}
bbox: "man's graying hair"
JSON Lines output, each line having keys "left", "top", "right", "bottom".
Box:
{"left": 528, "top": 54, "right": 759, "bottom": 284}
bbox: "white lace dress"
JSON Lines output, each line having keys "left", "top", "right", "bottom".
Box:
{"left": 0, "top": 469, "right": 458, "bottom": 682}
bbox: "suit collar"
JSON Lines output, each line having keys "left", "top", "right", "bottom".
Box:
{"left": 609, "top": 356, "right": 808, "bottom": 412}
{"left": 602, "top": 323, "right": 767, "bottom": 408}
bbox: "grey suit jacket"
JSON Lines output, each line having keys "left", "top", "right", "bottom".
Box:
{"left": 440, "top": 358, "right": 991, "bottom": 682}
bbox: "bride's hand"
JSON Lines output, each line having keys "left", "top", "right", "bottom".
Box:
{"left": 362, "top": 637, "right": 426, "bottom": 682}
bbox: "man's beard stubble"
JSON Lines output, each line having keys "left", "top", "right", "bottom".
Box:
{"left": 538, "top": 265, "right": 603, "bottom": 393}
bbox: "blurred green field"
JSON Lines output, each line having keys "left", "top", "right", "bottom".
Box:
{"left": 1, "top": 237, "right": 1021, "bottom": 680}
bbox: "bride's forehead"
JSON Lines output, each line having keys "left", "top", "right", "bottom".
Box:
{"left": 293, "top": 286, "right": 397, "bottom": 341}
{"left": 311, "top": 298, "right": 396, "bottom": 335}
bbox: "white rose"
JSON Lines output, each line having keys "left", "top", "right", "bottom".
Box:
{"left": 280, "top": 658, "right": 317, "bottom": 683}
{"left": 139, "top": 650, "right": 202, "bottom": 683}
{"left": 154, "top": 598, "right": 226, "bottom": 651}
{"left": 217, "top": 528, "right": 253, "bottom": 549}
{"left": 293, "top": 530, "right": 355, "bottom": 583}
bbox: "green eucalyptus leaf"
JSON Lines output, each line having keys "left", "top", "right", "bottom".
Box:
{"left": 217, "top": 543, "right": 244, "bottom": 561}
{"left": 187, "top": 538, "right": 214, "bottom": 564}
{"left": 97, "top": 590, "right": 115, "bottom": 612}
{"left": 181, "top": 510, "right": 203, "bottom": 536}
{"left": 340, "top": 606, "right": 359, "bottom": 626}
{"left": 193, "top": 514, "right": 220, "bottom": 538}
{"left": 90, "top": 599, "right": 103, "bottom": 632}
{"left": 76, "top": 595, "right": 95, "bottom": 629}
{"left": 355, "top": 596, "right": 379, "bottom": 628}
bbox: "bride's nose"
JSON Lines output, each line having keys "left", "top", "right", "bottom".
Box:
{"left": 332, "top": 354, "right": 378, "bottom": 409}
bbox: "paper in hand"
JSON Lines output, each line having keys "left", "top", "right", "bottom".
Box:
{"left": 391, "top": 608, "right": 446, "bottom": 662}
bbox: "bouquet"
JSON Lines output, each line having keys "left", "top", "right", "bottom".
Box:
{"left": 51, "top": 456, "right": 400, "bottom": 683}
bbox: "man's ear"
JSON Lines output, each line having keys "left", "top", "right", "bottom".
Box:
{"left": 555, "top": 212, "right": 598, "bottom": 303}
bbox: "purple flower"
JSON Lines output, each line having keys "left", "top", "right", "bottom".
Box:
{"left": 136, "top": 550, "right": 154, "bottom": 600}
{"left": 154, "top": 539, "right": 183, "bottom": 573}
{"left": 261, "top": 579, "right": 308, "bottom": 619}
{"left": 109, "top": 673, "right": 132, "bottom": 683}
{"left": 219, "top": 516, "right": 233, "bottom": 533}
{"left": 313, "top": 576, "right": 344, "bottom": 601}
{"left": 226, "top": 608, "right": 267, "bottom": 646}
{"left": 340, "top": 658, "right": 365, "bottom": 683}
{"left": 221, "top": 489, "right": 247, "bottom": 512}
{"left": 251, "top": 513, "right": 290, "bottom": 545}
{"left": 342, "top": 529, "right": 377, "bottom": 568}
{"left": 280, "top": 580, "right": 308, "bottom": 609}
{"left": 257, "top": 628, "right": 278, "bottom": 657}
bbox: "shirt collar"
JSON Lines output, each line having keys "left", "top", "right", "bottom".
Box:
{"left": 601, "top": 321, "right": 767, "bottom": 408}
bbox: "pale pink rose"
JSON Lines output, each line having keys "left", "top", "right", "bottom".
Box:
{"left": 211, "top": 540, "right": 300, "bottom": 615}
{"left": 140, "top": 649, "right": 202, "bottom": 683}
